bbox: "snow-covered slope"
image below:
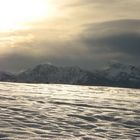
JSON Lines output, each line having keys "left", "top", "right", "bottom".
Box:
{"left": 17, "top": 64, "right": 96, "bottom": 85}
{"left": 0, "top": 71, "right": 16, "bottom": 82}
{"left": 0, "top": 82, "right": 139, "bottom": 139}
{"left": 104, "top": 63, "right": 140, "bottom": 78}
{"left": 100, "top": 63, "right": 140, "bottom": 88}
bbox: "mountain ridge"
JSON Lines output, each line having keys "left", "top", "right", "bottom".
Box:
{"left": 0, "top": 63, "right": 140, "bottom": 89}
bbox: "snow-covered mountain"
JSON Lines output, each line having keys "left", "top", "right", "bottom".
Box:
{"left": 0, "top": 71, "right": 16, "bottom": 82}
{"left": 98, "top": 63, "right": 140, "bottom": 88}
{"left": 17, "top": 64, "right": 97, "bottom": 85}
{"left": 104, "top": 63, "right": 140, "bottom": 78}
{"left": 0, "top": 63, "right": 140, "bottom": 88}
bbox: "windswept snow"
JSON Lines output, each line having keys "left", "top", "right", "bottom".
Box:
{"left": 0, "top": 82, "right": 139, "bottom": 139}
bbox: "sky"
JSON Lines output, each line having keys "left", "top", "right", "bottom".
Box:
{"left": 0, "top": 0, "right": 140, "bottom": 72}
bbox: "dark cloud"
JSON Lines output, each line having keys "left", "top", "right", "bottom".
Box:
{"left": 0, "top": 50, "right": 94, "bottom": 72}
{"left": 78, "top": 19, "right": 140, "bottom": 66}
{"left": 96, "top": 33, "right": 140, "bottom": 55}
{"left": 84, "top": 19, "right": 140, "bottom": 36}
{"left": 0, "top": 19, "right": 140, "bottom": 72}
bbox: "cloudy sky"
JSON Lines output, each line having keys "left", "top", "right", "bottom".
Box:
{"left": 0, "top": 0, "right": 140, "bottom": 72}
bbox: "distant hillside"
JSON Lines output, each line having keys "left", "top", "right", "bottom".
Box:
{"left": 17, "top": 64, "right": 98, "bottom": 85}
{"left": 98, "top": 63, "right": 140, "bottom": 88}
{"left": 0, "top": 63, "right": 140, "bottom": 88}
{"left": 0, "top": 71, "right": 16, "bottom": 82}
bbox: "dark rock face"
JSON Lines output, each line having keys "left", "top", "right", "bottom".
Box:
{"left": 1, "top": 63, "right": 140, "bottom": 88}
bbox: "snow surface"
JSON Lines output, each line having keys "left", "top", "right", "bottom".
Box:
{"left": 0, "top": 82, "right": 140, "bottom": 139}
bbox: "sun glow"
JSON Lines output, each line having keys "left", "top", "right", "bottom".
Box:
{"left": 0, "top": 0, "right": 56, "bottom": 31}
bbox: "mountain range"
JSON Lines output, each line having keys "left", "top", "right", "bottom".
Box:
{"left": 0, "top": 63, "right": 140, "bottom": 89}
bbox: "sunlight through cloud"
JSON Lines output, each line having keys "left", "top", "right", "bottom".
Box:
{"left": 0, "top": 0, "right": 56, "bottom": 31}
